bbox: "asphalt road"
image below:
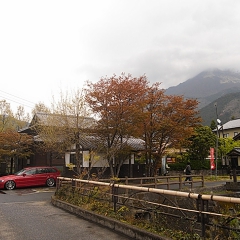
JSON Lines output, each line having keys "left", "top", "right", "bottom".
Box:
{"left": 0, "top": 187, "right": 132, "bottom": 240}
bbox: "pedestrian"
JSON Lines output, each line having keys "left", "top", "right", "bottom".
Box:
{"left": 184, "top": 162, "right": 192, "bottom": 183}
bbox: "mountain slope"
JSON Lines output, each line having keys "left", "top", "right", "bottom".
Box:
{"left": 199, "top": 92, "right": 240, "bottom": 126}
{"left": 165, "top": 69, "right": 240, "bottom": 109}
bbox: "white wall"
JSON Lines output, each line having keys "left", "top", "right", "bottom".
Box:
{"left": 65, "top": 151, "right": 109, "bottom": 168}
{"left": 122, "top": 153, "right": 135, "bottom": 164}
{"left": 65, "top": 151, "right": 135, "bottom": 168}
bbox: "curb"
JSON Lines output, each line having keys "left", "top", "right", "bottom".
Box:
{"left": 51, "top": 196, "right": 170, "bottom": 240}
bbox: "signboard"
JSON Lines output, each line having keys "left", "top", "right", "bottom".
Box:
{"left": 166, "top": 157, "right": 176, "bottom": 163}
{"left": 210, "top": 147, "right": 215, "bottom": 170}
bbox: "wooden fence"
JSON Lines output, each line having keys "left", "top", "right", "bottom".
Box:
{"left": 56, "top": 176, "right": 240, "bottom": 239}
{"left": 99, "top": 174, "right": 204, "bottom": 190}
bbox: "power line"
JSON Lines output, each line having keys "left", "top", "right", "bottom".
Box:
{"left": 0, "top": 95, "right": 34, "bottom": 109}
{"left": 0, "top": 90, "right": 36, "bottom": 109}
{"left": 0, "top": 89, "right": 36, "bottom": 105}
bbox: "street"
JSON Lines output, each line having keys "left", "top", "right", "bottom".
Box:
{"left": 0, "top": 187, "right": 132, "bottom": 240}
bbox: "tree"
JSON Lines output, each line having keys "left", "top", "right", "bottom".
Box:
{"left": 32, "top": 102, "right": 51, "bottom": 115}
{"left": 0, "top": 130, "right": 33, "bottom": 173}
{"left": 14, "top": 106, "right": 31, "bottom": 130}
{"left": 32, "top": 113, "right": 68, "bottom": 167}
{"left": 186, "top": 126, "right": 216, "bottom": 163}
{"left": 210, "top": 120, "right": 217, "bottom": 130}
{"left": 0, "top": 100, "right": 33, "bottom": 173}
{"left": 0, "top": 100, "right": 14, "bottom": 132}
{"left": 218, "top": 137, "right": 240, "bottom": 165}
{"left": 34, "top": 89, "right": 93, "bottom": 175}
{"left": 85, "top": 73, "right": 149, "bottom": 177}
{"left": 0, "top": 100, "right": 30, "bottom": 132}
{"left": 142, "top": 84, "right": 201, "bottom": 175}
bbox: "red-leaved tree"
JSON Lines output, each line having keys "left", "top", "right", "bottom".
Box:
{"left": 142, "top": 83, "right": 201, "bottom": 176}
{"left": 85, "top": 73, "right": 148, "bottom": 177}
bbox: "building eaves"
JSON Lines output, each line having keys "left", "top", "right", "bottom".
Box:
{"left": 233, "top": 133, "right": 240, "bottom": 141}
{"left": 79, "top": 136, "right": 146, "bottom": 151}
{"left": 221, "top": 119, "right": 240, "bottom": 130}
{"left": 227, "top": 147, "right": 240, "bottom": 156}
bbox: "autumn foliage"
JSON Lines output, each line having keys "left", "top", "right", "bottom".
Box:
{"left": 142, "top": 84, "right": 201, "bottom": 175}
{"left": 0, "top": 73, "right": 201, "bottom": 178}
{"left": 0, "top": 130, "right": 33, "bottom": 164}
{"left": 86, "top": 73, "right": 201, "bottom": 177}
{"left": 86, "top": 73, "right": 149, "bottom": 176}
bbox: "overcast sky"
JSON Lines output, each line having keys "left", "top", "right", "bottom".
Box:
{"left": 1, "top": 0, "right": 240, "bottom": 113}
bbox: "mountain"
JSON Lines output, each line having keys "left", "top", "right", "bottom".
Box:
{"left": 165, "top": 69, "right": 240, "bottom": 126}
{"left": 199, "top": 92, "right": 240, "bottom": 126}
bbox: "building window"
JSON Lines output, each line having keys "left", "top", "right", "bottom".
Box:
{"left": 223, "top": 133, "right": 229, "bottom": 138}
{"left": 70, "top": 154, "right": 76, "bottom": 165}
{"left": 234, "top": 132, "right": 238, "bottom": 136}
{"left": 70, "top": 153, "right": 83, "bottom": 166}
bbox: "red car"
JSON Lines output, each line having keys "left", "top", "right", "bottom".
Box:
{"left": 0, "top": 166, "right": 61, "bottom": 190}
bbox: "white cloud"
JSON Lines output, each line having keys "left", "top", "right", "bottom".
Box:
{"left": 1, "top": 0, "right": 240, "bottom": 113}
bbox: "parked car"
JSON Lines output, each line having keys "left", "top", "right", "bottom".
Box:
{"left": 0, "top": 166, "right": 61, "bottom": 190}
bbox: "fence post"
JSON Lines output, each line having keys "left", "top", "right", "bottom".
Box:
{"left": 125, "top": 176, "right": 129, "bottom": 197}
{"left": 196, "top": 194, "right": 209, "bottom": 238}
{"left": 190, "top": 175, "right": 193, "bottom": 188}
{"left": 166, "top": 177, "right": 170, "bottom": 190}
{"left": 179, "top": 175, "right": 183, "bottom": 190}
{"left": 125, "top": 176, "right": 128, "bottom": 185}
{"left": 201, "top": 175, "right": 204, "bottom": 187}
{"left": 112, "top": 183, "right": 118, "bottom": 212}
{"left": 71, "top": 178, "right": 75, "bottom": 194}
{"left": 56, "top": 177, "right": 60, "bottom": 191}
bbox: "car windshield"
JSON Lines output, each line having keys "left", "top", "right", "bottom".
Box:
{"left": 14, "top": 169, "right": 27, "bottom": 176}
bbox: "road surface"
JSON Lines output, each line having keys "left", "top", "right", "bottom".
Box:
{"left": 0, "top": 187, "right": 132, "bottom": 240}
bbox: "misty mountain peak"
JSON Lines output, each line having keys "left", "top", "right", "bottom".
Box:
{"left": 165, "top": 69, "right": 240, "bottom": 99}
{"left": 165, "top": 68, "right": 240, "bottom": 126}
{"left": 202, "top": 69, "right": 240, "bottom": 84}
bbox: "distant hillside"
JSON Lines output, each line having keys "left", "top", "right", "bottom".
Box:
{"left": 165, "top": 69, "right": 240, "bottom": 109}
{"left": 165, "top": 69, "right": 240, "bottom": 126}
{"left": 199, "top": 92, "right": 240, "bottom": 126}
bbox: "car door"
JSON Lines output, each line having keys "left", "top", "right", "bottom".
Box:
{"left": 35, "top": 168, "right": 48, "bottom": 186}
{"left": 16, "top": 168, "right": 37, "bottom": 187}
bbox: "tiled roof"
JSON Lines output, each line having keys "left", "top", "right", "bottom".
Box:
{"left": 33, "top": 112, "right": 96, "bottom": 129}
{"left": 227, "top": 147, "right": 240, "bottom": 156}
{"left": 18, "top": 112, "right": 96, "bottom": 134}
{"left": 20, "top": 113, "right": 145, "bottom": 151}
{"left": 85, "top": 136, "right": 145, "bottom": 151}
{"left": 124, "top": 137, "right": 145, "bottom": 151}
{"left": 33, "top": 134, "right": 145, "bottom": 151}
{"left": 222, "top": 119, "right": 240, "bottom": 130}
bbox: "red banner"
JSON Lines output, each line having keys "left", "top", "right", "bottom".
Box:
{"left": 210, "top": 147, "right": 215, "bottom": 170}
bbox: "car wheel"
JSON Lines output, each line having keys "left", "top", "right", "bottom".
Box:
{"left": 5, "top": 180, "right": 16, "bottom": 190}
{"left": 46, "top": 178, "right": 55, "bottom": 187}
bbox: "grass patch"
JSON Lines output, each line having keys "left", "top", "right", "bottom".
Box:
{"left": 55, "top": 185, "right": 201, "bottom": 240}
{"left": 204, "top": 175, "right": 232, "bottom": 181}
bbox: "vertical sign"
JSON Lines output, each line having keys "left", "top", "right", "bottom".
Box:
{"left": 210, "top": 147, "right": 215, "bottom": 170}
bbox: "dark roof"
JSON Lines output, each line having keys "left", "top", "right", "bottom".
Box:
{"left": 18, "top": 112, "right": 96, "bottom": 134}
{"left": 79, "top": 136, "right": 145, "bottom": 151}
{"left": 227, "top": 147, "right": 240, "bottom": 156}
{"left": 33, "top": 112, "right": 96, "bottom": 128}
{"left": 18, "top": 123, "right": 34, "bottom": 134}
{"left": 19, "top": 113, "right": 145, "bottom": 151}
{"left": 33, "top": 134, "right": 145, "bottom": 151}
{"left": 233, "top": 133, "right": 240, "bottom": 141}
{"left": 124, "top": 137, "right": 145, "bottom": 151}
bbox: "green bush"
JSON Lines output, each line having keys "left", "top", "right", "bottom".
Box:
{"left": 169, "top": 159, "right": 210, "bottom": 171}
{"left": 168, "top": 162, "right": 186, "bottom": 171}
{"left": 190, "top": 160, "right": 210, "bottom": 170}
